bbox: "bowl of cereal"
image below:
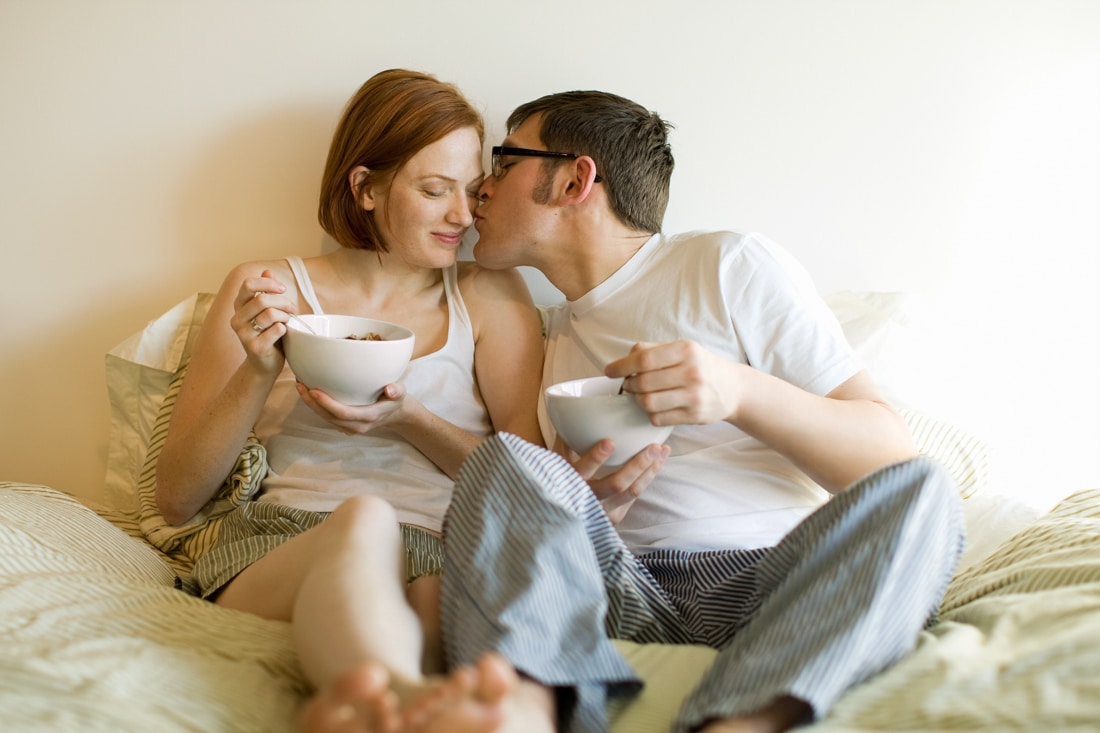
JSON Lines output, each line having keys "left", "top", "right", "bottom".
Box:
{"left": 544, "top": 376, "right": 673, "bottom": 465}
{"left": 282, "top": 314, "right": 415, "bottom": 405}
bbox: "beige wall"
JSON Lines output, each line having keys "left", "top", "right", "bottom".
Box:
{"left": 2, "top": 0, "right": 1097, "bottom": 510}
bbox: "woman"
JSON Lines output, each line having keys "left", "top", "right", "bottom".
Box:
{"left": 155, "top": 69, "right": 546, "bottom": 730}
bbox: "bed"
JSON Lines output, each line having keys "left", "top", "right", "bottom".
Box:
{"left": 2, "top": 292, "right": 1099, "bottom": 732}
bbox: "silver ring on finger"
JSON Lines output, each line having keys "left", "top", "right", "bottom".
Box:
{"left": 250, "top": 318, "right": 263, "bottom": 333}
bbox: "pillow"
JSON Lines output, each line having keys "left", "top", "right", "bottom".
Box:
{"left": 0, "top": 483, "right": 177, "bottom": 587}
{"left": 899, "top": 407, "right": 989, "bottom": 500}
{"left": 825, "top": 290, "right": 924, "bottom": 410}
{"left": 826, "top": 291, "right": 991, "bottom": 499}
{"left": 112, "top": 291, "right": 989, "bottom": 568}
{"left": 103, "top": 292, "right": 214, "bottom": 515}
{"left": 104, "top": 292, "right": 268, "bottom": 580}
{"left": 0, "top": 483, "right": 307, "bottom": 733}
{"left": 941, "top": 487, "right": 1100, "bottom": 611}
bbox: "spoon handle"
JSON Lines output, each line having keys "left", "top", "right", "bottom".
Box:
{"left": 288, "top": 314, "right": 319, "bottom": 335}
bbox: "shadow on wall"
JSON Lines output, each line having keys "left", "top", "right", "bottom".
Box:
{"left": 4, "top": 103, "right": 339, "bottom": 498}
{"left": 169, "top": 102, "right": 336, "bottom": 294}
{"left": 93, "top": 102, "right": 339, "bottom": 346}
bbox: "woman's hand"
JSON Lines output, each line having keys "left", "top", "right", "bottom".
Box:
{"left": 296, "top": 381, "right": 412, "bottom": 436}
{"left": 230, "top": 268, "right": 297, "bottom": 375}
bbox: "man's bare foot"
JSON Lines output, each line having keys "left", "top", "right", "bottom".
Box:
{"left": 697, "top": 695, "right": 811, "bottom": 733}
{"left": 399, "top": 653, "right": 515, "bottom": 731}
{"left": 298, "top": 653, "right": 521, "bottom": 733}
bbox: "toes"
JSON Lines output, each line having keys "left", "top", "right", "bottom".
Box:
{"left": 332, "top": 663, "right": 390, "bottom": 699}
{"left": 299, "top": 664, "right": 401, "bottom": 733}
{"left": 473, "top": 652, "right": 518, "bottom": 703}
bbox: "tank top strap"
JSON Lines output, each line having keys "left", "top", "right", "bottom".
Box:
{"left": 441, "top": 263, "right": 473, "bottom": 336}
{"left": 285, "top": 256, "right": 324, "bottom": 314}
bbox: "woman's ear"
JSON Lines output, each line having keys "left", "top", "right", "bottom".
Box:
{"left": 348, "top": 165, "right": 377, "bottom": 211}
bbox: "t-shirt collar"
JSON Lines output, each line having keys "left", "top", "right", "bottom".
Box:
{"left": 567, "top": 232, "right": 663, "bottom": 318}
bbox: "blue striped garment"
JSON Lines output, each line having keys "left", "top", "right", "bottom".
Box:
{"left": 441, "top": 433, "right": 965, "bottom": 733}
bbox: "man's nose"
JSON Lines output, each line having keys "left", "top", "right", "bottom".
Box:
{"left": 477, "top": 176, "right": 494, "bottom": 200}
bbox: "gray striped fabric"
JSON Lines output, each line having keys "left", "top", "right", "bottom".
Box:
{"left": 673, "top": 456, "right": 966, "bottom": 731}
{"left": 190, "top": 504, "right": 443, "bottom": 598}
{"left": 442, "top": 433, "right": 966, "bottom": 733}
{"left": 135, "top": 363, "right": 268, "bottom": 570}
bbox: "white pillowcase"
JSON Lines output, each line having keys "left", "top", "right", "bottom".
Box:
{"left": 102, "top": 292, "right": 214, "bottom": 516}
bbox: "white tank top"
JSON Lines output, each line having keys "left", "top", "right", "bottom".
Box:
{"left": 254, "top": 257, "right": 490, "bottom": 532}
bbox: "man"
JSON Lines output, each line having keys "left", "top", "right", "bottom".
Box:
{"left": 433, "top": 90, "right": 967, "bottom": 733}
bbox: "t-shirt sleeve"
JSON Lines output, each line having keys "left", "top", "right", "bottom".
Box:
{"left": 723, "top": 234, "right": 864, "bottom": 396}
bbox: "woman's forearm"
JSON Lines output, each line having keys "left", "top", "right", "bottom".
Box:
{"left": 387, "top": 397, "right": 482, "bottom": 480}
{"left": 155, "top": 361, "right": 276, "bottom": 524}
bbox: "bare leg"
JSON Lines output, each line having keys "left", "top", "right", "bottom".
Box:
{"left": 215, "top": 496, "right": 556, "bottom": 732}
{"left": 406, "top": 575, "right": 444, "bottom": 675}
{"left": 216, "top": 494, "right": 428, "bottom": 688}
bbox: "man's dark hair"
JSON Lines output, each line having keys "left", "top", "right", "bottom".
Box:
{"left": 507, "top": 91, "right": 674, "bottom": 233}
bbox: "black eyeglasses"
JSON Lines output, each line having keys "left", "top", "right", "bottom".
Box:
{"left": 491, "top": 146, "right": 603, "bottom": 182}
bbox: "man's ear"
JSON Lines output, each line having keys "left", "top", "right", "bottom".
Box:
{"left": 348, "top": 165, "right": 377, "bottom": 211}
{"left": 558, "top": 155, "right": 601, "bottom": 206}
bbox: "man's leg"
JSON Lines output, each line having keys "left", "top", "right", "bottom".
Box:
{"left": 673, "top": 456, "right": 966, "bottom": 732}
{"left": 442, "top": 432, "right": 694, "bottom": 733}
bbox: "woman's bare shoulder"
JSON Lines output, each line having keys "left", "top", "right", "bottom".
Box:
{"left": 215, "top": 257, "right": 299, "bottom": 295}
{"left": 455, "top": 261, "right": 529, "bottom": 300}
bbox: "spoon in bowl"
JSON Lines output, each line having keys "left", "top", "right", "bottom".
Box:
{"left": 252, "top": 289, "right": 321, "bottom": 336}
{"left": 288, "top": 314, "right": 320, "bottom": 335}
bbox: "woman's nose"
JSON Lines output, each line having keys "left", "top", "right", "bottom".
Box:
{"left": 453, "top": 194, "right": 474, "bottom": 225}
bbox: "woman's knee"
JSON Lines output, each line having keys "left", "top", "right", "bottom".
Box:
{"left": 323, "top": 495, "right": 400, "bottom": 549}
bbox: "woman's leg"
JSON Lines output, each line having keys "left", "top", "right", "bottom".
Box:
{"left": 216, "top": 494, "right": 426, "bottom": 688}
{"left": 217, "top": 495, "right": 547, "bottom": 733}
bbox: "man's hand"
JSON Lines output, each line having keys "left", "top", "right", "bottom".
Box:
{"left": 557, "top": 436, "right": 670, "bottom": 524}
{"left": 605, "top": 340, "right": 742, "bottom": 426}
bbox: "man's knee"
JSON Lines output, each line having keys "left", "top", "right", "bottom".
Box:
{"left": 893, "top": 456, "right": 962, "bottom": 510}
{"left": 872, "top": 457, "right": 966, "bottom": 555}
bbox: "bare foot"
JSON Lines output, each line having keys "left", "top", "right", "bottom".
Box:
{"left": 399, "top": 653, "right": 515, "bottom": 731}
{"left": 697, "top": 696, "right": 811, "bottom": 733}
{"left": 298, "top": 662, "right": 400, "bottom": 732}
{"left": 298, "top": 653, "right": 521, "bottom": 733}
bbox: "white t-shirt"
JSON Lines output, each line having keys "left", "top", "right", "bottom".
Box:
{"left": 540, "top": 230, "right": 863, "bottom": 552}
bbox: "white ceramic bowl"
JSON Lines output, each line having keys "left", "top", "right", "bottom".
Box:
{"left": 544, "top": 376, "right": 673, "bottom": 465}
{"left": 282, "top": 314, "right": 415, "bottom": 405}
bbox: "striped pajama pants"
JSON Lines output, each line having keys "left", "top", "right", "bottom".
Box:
{"left": 441, "top": 433, "right": 966, "bottom": 733}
